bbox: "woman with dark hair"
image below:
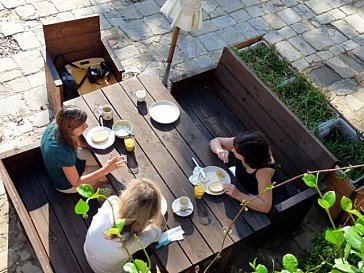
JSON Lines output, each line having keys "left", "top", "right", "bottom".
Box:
{"left": 210, "top": 131, "right": 285, "bottom": 213}
{"left": 41, "top": 105, "right": 124, "bottom": 193}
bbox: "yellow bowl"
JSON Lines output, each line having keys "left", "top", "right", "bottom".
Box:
{"left": 112, "top": 120, "right": 133, "bottom": 138}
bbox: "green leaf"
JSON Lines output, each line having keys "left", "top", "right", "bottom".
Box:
{"left": 282, "top": 254, "right": 298, "bottom": 273}
{"left": 349, "top": 210, "right": 363, "bottom": 218}
{"left": 333, "top": 263, "right": 358, "bottom": 273}
{"left": 134, "top": 259, "right": 148, "bottom": 273}
{"left": 116, "top": 218, "right": 125, "bottom": 233}
{"left": 325, "top": 229, "right": 345, "bottom": 246}
{"left": 318, "top": 198, "right": 330, "bottom": 210}
{"left": 104, "top": 228, "right": 120, "bottom": 236}
{"left": 249, "top": 258, "right": 257, "bottom": 270}
{"left": 344, "top": 242, "right": 351, "bottom": 259}
{"left": 77, "top": 184, "right": 94, "bottom": 198}
{"left": 255, "top": 264, "right": 268, "bottom": 273}
{"left": 302, "top": 173, "right": 317, "bottom": 188}
{"left": 74, "top": 199, "right": 89, "bottom": 216}
{"left": 123, "top": 262, "right": 138, "bottom": 273}
{"left": 355, "top": 223, "right": 364, "bottom": 235}
{"left": 343, "top": 226, "right": 364, "bottom": 252}
{"left": 322, "top": 191, "right": 336, "bottom": 208}
{"left": 341, "top": 196, "right": 353, "bottom": 212}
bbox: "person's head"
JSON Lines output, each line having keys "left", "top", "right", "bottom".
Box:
{"left": 118, "top": 178, "right": 161, "bottom": 235}
{"left": 56, "top": 105, "right": 88, "bottom": 149}
{"left": 233, "top": 131, "right": 271, "bottom": 169}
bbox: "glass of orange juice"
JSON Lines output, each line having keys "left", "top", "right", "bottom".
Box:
{"left": 194, "top": 185, "right": 205, "bottom": 199}
{"left": 124, "top": 136, "right": 135, "bottom": 152}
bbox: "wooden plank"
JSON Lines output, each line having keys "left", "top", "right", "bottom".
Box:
{"left": 10, "top": 162, "right": 84, "bottom": 273}
{"left": 81, "top": 86, "right": 193, "bottom": 272}
{"left": 0, "top": 153, "right": 54, "bottom": 273}
{"left": 136, "top": 71, "right": 269, "bottom": 233}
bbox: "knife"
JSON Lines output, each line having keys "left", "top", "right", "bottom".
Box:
{"left": 192, "top": 157, "right": 206, "bottom": 179}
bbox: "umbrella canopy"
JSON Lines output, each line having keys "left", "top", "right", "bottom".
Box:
{"left": 161, "top": 0, "right": 202, "bottom": 32}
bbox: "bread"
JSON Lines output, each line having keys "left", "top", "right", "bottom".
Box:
{"left": 91, "top": 130, "right": 109, "bottom": 143}
{"left": 208, "top": 181, "right": 224, "bottom": 193}
{"left": 216, "top": 170, "right": 225, "bottom": 179}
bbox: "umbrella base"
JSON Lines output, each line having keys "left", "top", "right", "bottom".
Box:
{"left": 162, "top": 62, "right": 172, "bottom": 87}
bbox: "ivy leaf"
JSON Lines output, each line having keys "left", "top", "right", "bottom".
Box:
{"left": 355, "top": 223, "right": 364, "bottom": 235}
{"left": 123, "top": 262, "right": 138, "bottom": 273}
{"left": 74, "top": 199, "right": 89, "bottom": 216}
{"left": 302, "top": 173, "right": 317, "bottom": 188}
{"left": 77, "top": 184, "right": 94, "bottom": 198}
{"left": 341, "top": 197, "right": 352, "bottom": 212}
{"left": 104, "top": 228, "right": 120, "bottom": 237}
{"left": 322, "top": 191, "right": 336, "bottom": 208}
{"left": 333, "top": 263, "right": 358, "bottom": 273}
{"left": 318, "top": 198, "right": 330, "bottom": 210}
{"left": 255, "top": 264, "right": 268, "bottom": 273}
{"left": 134, "top": 259, "right": 148, "bottom": 273}
{"left": 325, "top": 229, "right": 345, "bottom": 246}
{"left": 344, "top": 243, "right": 351, "bottom": 259}
{"left": 249, "top": 258, "right": 257, "bottom": 270}
{"left": 116, "top": 218, "right": 126, "bottom": 233}
{"left": 282, "top": 254, "right": 298, "bottom": 273}
{"left": 343, "top": 226, "right": 364, "bottom": 252}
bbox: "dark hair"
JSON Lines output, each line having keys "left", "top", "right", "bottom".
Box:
{"left": 56, "top": 105, "right": 87, "bottom": 149}
{"left": 233, "top": 131, "right": 271, "bottom": 169}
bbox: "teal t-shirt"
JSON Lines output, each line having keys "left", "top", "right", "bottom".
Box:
{"left": 41, "top": 123, "right": 86, "bottom": 190}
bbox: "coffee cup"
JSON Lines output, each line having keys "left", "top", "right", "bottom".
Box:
{"left": 136, "top": 90, "right": 146, "bottom": 102}
{"left": 99, "top": 105, "right": 113, "bottom": 121}
{"left": 178, "top": 196, "right": 191, "bottom": 210}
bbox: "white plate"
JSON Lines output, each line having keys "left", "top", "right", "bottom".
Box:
{"left": 189, "top": 166, "right": 231, "bottom": 195}
{"left": 161, "top": 195, "right": 167, "bottom": 216}
{"left": 172, "top": 198, "right": 193, "bottom": 217}
{"left": 85, "top": 126, "right": 115, "bottom": 150}
{"left": 149, "top": 100, "right": 180, "bottom": 124}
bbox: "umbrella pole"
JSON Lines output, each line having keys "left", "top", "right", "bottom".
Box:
{"left": 162, "top": 26, "right": 180, "bottom": 87}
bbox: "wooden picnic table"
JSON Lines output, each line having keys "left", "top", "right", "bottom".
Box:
{"left": 67, "top": 70, "right": 270, "bottom": 272}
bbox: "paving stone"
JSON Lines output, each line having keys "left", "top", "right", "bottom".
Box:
{"left": 277, "top": 7, "right": 301, "bottom": 24}
{"left": 342, "top": 40, "right": 359, "bottom": 51}
{"left": 281, "top": 0, "right": 298, "bottom": 7}
{"left": 53, "top": 0, "right": 77, "bottom": 12}
{"left": 235, "top": 22, "right": 260, "bottom": 39}
{"left": 6, "top": 77, "right": 31, "bottom": 93}
{"left": 263, "top": 31, "right": 285, "bottom": 44}
{"left": 340, "top": 4, "right": 357, "bottom": 15}
{"left": 190, "top": 20, "right": 218, "bottom": 36}
{"left": 202, "top": 0, "right": 219, "bottom": 14}
{"left": 353, "top": 46, "right": 364, "bottom": 62}
{"left": 152, "top": 44, "right": 185, "bottom": 63}
{"left": 33, "top": 1, "right": 58, "bottom": 17}
{"left": 345, "top": 14, "right": 364, "bottom": 34}
{"left": 331, "top": 20, "right": 359, "bottom": 39}
{"left": 0, "top": 70, "right": 22, "bottom": 83}
{"left": 216, "top": 27, "right": 244, "bottom": 45}
{"left": 353, "top": 86, "right": 364, "bottom": 101}
{"left": 120, "top": 5, "right": 142, "bottom": 20}
{"left": 278, "top": 26, "right": 296, "bottom": 38}
{"left": 240, "top": 0, "right": 261, "bottom": 7}
{"left": 354, "top": 34, "right": 364, "bottom": 46}
{"left": 326, "top": 0, "right": 345, "bottom": 9}
{"left": 340, "top": 54, "right": 364, "bottom": 74}
{"left": 276, "top": 40, "right": 301, "bottom": 61}
{"left": 354, "top": 0, "right": 364, "bottom": 8}
{"left": 28, "top": 110, "right": 51, "bottom": 128}
{"left": 13, "top": 31, "right": 40, "bottom": 51}
{"left": 26, "top": 71, "right": 46, "bottom": 88}
{"left": 2, "top": 0, "right": 26, "bottom": 8}
{"left": 194, "top": 55, "right": 214, "bottom": 68}
{"left": 261, "top": 1, "right": 285, "bottom": 14}
{"left": 122, "top": 20, "right": 153, "bottom": 41}
{"left": 292, "top": 4, "right": 315, "bottom": 19}
{"left": 144, "top": 15, "right": 170, "bottom": 35}
{"left": 15, "top": 4, "right": 37, "bottom": 20}
{"left": 317, "top": 50, "right": 334, "bottom": 61}
{"left": 305, "top": 0, "right": 332, "bottom": 14}
{"left": 16, "top": 261, "right": 43, "bottom": 273}
{"left": 115, "top": 45, "right": 140, "bottom": 60}
{"left": 262, "top": 14, "right": 286, "bottom": 30}
{"left": 230, "top": 9, "right": 251, "bottom": 22}
{"left": 329, "top": 44, "right": 345, "bottom": 55}
{"left": 72, "top": 7, "right": 95, "bottom": 17}
{"left": 0, "top": 94, "right": 28, "bottom": 116}
{"left": 177, "top": 37, "right": 206, "bottom": 58}
{"left": 346, "top": 94, "right": 364, "bottom": 111}
{"left": 327, "top": 8, "right": 346, "bottom": 19}
{"left": 315, "top": 12, "right": 335, "bottom": 24}
{"left": 246, "top": 5, "right": 264, "bottom": 18}
{"left": 289, "top": 36, "right": 315, "bottom": 56}
{"left": 292, "top": 58, "right": 310, "bottom": 71}
{"left": 248, "top": 17, "right": 269, "bottom": 33}
{"left": 310, "top": 65, "right": 342, "bottom": 86}
{"left": 212, "top": 15, "right": 236, "bottom": 29}
{"left": 291, "top": 21, "right": 314, "bottom": 34}
{"left": 217, "top": 0, "right": 244, "bottom": 13}
{"left": 302, "top": 28, "right": 334, "bottom": 50}
{"left": 329, "top": 79, "right": 357, "bottom": 95}
{"left": 198, "top": 32, "right": 227, "bottom": 51}
{"left": 0, "top": 58, "right": 17, "bottom": 73}
{"left": 135, "top": 0, "right": 160, "bottom": 16}
{"left": 0, "top": 22, "right": 24, "bottom": 36}
{"left": 326, "top": 56, "right": 356, "bottom": 78}
{"left": 13, "top": 50, "right": 43, "bottom": 76}
{"left": 23, "top": 86, "right": 48, "bottom": 112}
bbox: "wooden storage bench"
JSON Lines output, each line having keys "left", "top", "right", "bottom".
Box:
{"left": 0, "top": 145, "right": 97, "bottom": 273}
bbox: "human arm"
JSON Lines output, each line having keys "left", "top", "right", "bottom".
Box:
{"left": 63, "top": 153, "right": 125, "bottom": 187}
{"left": 224, "top": 168, "right": 274, "bottom": 213}
{"left": 209, "top": 137, "right": 235, "bottom": 163}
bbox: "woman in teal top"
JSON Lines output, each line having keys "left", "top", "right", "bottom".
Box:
{"left": 41, "top": 105, "right": 124, "bottom": 193}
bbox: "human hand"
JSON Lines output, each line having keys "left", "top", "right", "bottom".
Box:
{"left": 102, "top": 153, "right": 126, "bottom": 174}
{"left": 217, "top": 149, "right": 229, "bottom": 163}
{"left": 223, "top": 184, "right": 242, "bottom": 200}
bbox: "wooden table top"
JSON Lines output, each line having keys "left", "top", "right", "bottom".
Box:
{"left": 68, "top": 70, "right": 270, "bottom": 273}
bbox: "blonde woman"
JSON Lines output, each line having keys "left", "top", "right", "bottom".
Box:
{"left": 40, "top": 105, "right": 124, "bottom": 193}
{"left": 84, "top": 178, "right": 166, "bottom": 273}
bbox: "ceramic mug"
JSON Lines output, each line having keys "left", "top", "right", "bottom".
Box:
{"left": 179, "top": 196, "right": 191, "bottom": 210}
{"left": 136, "top": 90, "right": 146, "bottom": 102}
{"left": 99, "top": 104, "right": 113, "bottom": 121}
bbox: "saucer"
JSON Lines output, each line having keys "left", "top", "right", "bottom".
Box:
{"left": 172, "top": 198, "right": 193, "bottom": 217}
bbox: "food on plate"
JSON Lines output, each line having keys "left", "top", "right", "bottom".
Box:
{"left": 216, "top": 170, "right": 225, "bottom": 179}
{"left": 208, "top": 181, "right": 224, "bottom": 193}
{"left": 91, "top": 130, "right": 109, "bottom": 143}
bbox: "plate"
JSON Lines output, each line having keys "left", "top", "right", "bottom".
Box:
{"left": 172, "top": 198, "right": 193, "bottom": 217}
{"left": 149, "top": 100, "right": 180, "bottom": 124}
{"left": 85, "top": 126, "right": 115, "bottom": 150}
{"left": 189, "top": 166, "right": 231, "bottom": 195}
{"left": 161, "top": 195, "right": 167, "bottom": 215}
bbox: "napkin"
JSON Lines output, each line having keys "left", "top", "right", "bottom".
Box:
{"left": 156, "top": 226, "right": 184, "bottom": 249}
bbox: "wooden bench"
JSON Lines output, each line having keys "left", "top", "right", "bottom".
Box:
{"left": 170, "top": 44, "right": 336, "bottom": 230}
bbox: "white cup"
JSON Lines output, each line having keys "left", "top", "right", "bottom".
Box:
{"left": 99, "top": 104, "right": 113, "bottom": 120}
{"left": 179, "top": 196, "right": 191, "bottom": 210}
{"left": 136, "top": 90, "right": 146, "bottom": 102}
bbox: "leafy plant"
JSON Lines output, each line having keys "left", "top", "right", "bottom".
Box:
{"left": 75, "top": 184, "right": 151, "bottom": 273}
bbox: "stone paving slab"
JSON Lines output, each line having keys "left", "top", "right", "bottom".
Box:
{"left": 1, "top": 0, "right": 364, "bottom": 272}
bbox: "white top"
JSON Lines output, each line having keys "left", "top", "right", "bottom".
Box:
{"left": 84, "top": 196, "right": 162, "bottom": 273}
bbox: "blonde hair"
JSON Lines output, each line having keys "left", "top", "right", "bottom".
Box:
{"left": 117, "top": 178, "right": 161, "bottom": 237}
{"left": 56, "top": 105, "right": 87, "bottom": 150}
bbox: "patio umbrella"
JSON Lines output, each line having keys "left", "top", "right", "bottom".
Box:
{"left": 161, "top": 0, "right": 202, "bottom": 86}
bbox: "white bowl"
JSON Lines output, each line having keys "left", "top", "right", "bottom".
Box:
{"left": 112, "top": 120, "right": 133, "bottom": 138}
